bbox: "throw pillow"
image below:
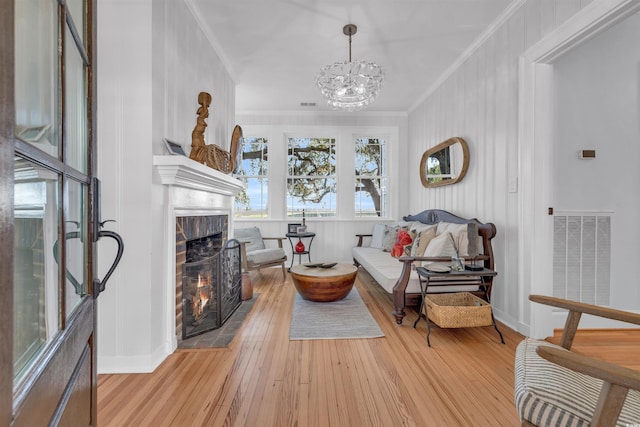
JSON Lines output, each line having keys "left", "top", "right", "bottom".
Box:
{"left": 391, "top": 229, "right": 413, "bottom": 258}
{"left": 410, "top": 227, "right": 437, "bottom": 267}
{"left": 423, "top": 232, "right": 457, "bottom": 269}
{"left": 403, "top": 243, "right": 413, "bottom": 257}
{"left": 436, "top": 222, "right": 482, "bottom": 257}
{"left": 381, "top": 225, "right": 399, "bottom": 252}
{"left": 370, "top": 223, "right": 386, "bottom": 249}
{"left": 409, "top": 222, "right": 436, "bottom": 236}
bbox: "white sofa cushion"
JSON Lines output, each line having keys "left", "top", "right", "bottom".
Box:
{"left": 352, "top": 246, "right": 480, "bottom": 295}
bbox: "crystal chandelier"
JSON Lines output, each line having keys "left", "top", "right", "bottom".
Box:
{"left": 315, "top": 24, "right": 384, "bottom": 112}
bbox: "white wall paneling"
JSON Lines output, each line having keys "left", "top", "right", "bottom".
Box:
{"left": 97, "top": 0, "right": 156, "bottom": 374}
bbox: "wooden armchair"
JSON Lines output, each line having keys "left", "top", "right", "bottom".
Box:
{"left": 515, "top": 295, "right": 640, "bottom": 427}
{"left": 234, "top": 227, "right": 287, "bottom": 278}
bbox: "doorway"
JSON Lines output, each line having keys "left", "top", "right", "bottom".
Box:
{"left": 518, "top": 0, "right": 640, "bottom": 338}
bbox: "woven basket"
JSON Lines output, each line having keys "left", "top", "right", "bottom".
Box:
{"left": 206, "top": 144, "right": 233, "bottom": 174}
{"left": 424, "top": 292, "right": 493, "bottom": 328}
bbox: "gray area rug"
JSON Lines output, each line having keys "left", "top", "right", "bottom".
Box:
{"left": 179, "top": 294, "right": 258, "bottom": 349}
{"left": 289, "top": 287, "right": 384, "bottom": 340}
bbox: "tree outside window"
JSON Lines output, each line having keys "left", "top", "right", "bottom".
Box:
{"left": 287, "top": 137, "right": 336, "bottom": 218}
{"left": 234, "top": 137, "right": 268, "bottom": 218}
{"left": 236, "top": 134, "right": 390, "bottom": 219}
{"left": 355, "top": 137, "right": 387, "bottom": 217}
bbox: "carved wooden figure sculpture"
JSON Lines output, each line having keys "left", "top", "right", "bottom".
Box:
{"left": 189, "top": 91, "right": 234, "bottom": 173}
{"left": 189, "top": 91, "right": 212, "bottom": 164}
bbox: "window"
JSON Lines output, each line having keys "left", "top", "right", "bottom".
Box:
{"left": 287, "top": 137, "right": 336, "bottom": 218}
{"left": 355, "top": 137, "right": 387, "bottom": 217}
{"left": 234, "top": 137, "right": 268, "bottom": 218}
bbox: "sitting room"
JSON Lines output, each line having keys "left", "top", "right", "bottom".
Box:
{"left": 4, "top": 0, "right": 640, "bottom": 425}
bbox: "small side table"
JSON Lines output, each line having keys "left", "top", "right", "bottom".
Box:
{"left": 414, "top": 266, "right": 504, "bottom": 346}
{"left": 286, "top": 232, "right": 316, "bottom": 270}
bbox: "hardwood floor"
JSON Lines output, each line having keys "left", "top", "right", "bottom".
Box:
{"left": 97, "top": 268, "right": 639, "bottom": 426}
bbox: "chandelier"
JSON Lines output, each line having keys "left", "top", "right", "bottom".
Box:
{"left": 315, "top": 24, "right": 384, "bottom": 112}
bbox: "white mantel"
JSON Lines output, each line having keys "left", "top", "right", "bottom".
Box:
{"left": 153, "top": 155, "right": 244, "bottom": 196}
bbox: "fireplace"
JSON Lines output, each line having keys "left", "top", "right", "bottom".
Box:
{"left": 175, "top": 215, "right": 241, "bottom": 341}
{"left": 156, "top": 156, "right": 245, "bottom": 350}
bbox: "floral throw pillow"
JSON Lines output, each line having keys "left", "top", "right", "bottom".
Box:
{"left": 391, "top": 229, "right": 413, "bottom": 258}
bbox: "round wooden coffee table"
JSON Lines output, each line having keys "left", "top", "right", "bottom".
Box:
{"left": 290, "top": 263, "right": 358, "bottom": 302}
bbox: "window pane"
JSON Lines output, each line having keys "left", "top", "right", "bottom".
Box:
{"left": 355, "top": 137, "right": 387, "bottom": 217}
{"left": 355, "top": 178, "right": 388, "bottom": 217}
{"left": 287, "top": 178, "right": 336, "bottom": 217}
{"left": 235, "top": 137, "right": 269, "bottom": 218}
{"left": 13, "top": 156, "right": 61, "bottom": 388}
{"left": 14, "top": 0, "right": 60, "bottom": 158}
{"left": 238, "top": 137, "right": 268, "bottom": 176}
{"left": 64, "top": 25, "right": 87, "bottom": 173}
{"left": 288, "top": 138, "right": 335, "bottom": 176}
{"left": 287, "top": 137, "right": 336, "bottom": 216}
{"left": 65, "top": 179, "right": 88, "bottom": 317}
{"left": 235, "top": 177, "right": 268, "bottom": 218}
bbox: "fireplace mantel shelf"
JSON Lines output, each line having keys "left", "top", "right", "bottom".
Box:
{"left": 154, "top": 155, "right": 244, "bottom": 196}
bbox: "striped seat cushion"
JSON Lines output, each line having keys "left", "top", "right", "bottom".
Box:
{"left": 514, "top": 338, "right": 640, "bottom": 427}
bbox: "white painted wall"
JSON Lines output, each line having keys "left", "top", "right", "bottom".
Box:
{"left": 96, "top": 0, "right": 155, "bottom": 374}
{"left": 97, "top": 0, "right": 235, "bottom": 373}
{"left": 553, "top": 11, "right": 640, "bottom": 309}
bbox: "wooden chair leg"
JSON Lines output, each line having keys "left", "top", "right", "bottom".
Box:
{"left": 281, "top": 262, "right": 287, "bottom": 279}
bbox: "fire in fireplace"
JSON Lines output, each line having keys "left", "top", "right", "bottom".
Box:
{"left": 182, "top": 237, "right": 242, "bottom": 339}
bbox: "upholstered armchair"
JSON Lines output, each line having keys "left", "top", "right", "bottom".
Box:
{"left": 515, "top": 295, "right": 640, "bottom": 427}
{"left": 234, "top": 227, "right": 287, "bottom": 278}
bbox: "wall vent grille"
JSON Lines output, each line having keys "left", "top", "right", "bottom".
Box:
{"left": 553, "top": 213, "right": 611, "bottom": 305}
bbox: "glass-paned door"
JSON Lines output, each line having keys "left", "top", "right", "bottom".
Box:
{"left": 1, "top": 0, "right": 99, "bottom": 425}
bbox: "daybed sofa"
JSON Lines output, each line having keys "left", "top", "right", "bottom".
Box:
{"left": 352, "top": 209, "right": 497, "bottom": 324}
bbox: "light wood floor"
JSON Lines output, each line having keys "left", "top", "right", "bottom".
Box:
{"left": 97, "top": 267, "right": 640, "bottom": 426}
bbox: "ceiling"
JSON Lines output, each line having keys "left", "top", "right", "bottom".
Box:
{"left": 188, "top": 0, "right": 515, "bottom": 113}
